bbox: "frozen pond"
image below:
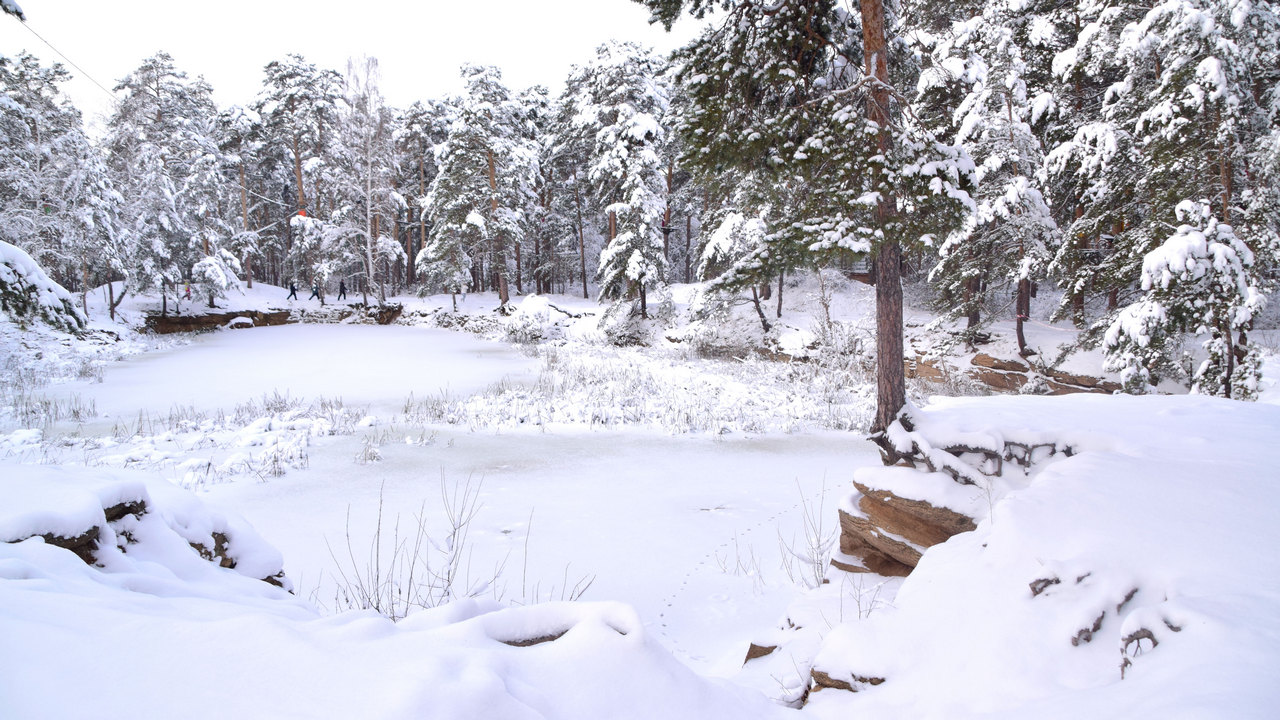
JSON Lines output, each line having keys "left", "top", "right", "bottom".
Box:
{"left": 43, "top": 323, "right": 879, "bottom": 673}
{"left": 54, "top": 324, "right": 540, "bottom": 419}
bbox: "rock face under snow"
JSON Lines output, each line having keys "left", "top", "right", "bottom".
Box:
{"left": 833, "top": 480, "right": 978, "bottom": 577}
{"left": 905, "top": 352, "right": 1121, "bottom": 395}
{"left": 144, "top": 303, "right": 405, "bottom": 334}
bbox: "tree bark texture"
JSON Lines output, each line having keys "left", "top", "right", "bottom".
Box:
{"left": 862, "top": 0, "right": 905, "bottom": 435}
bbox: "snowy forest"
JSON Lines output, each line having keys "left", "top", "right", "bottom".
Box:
{"left": 4, "top": 0, "right": 1277, "bottom": 399}
{"left": 4, "top": 0, "right": 1280, "bottom": 718}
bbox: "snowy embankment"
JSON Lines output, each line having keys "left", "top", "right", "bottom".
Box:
{"left": 799, "top": 393, "right": 1280, "bottom": 718}
{"left": 0, "top": 467, "right": 782, "bottom": 720}
{"left": 5, "top": 392, "right": 1277, "bottom": 718}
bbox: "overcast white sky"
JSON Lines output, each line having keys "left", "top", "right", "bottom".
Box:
{"left": 1, "top": 0, "right": 702, "bottom": 128}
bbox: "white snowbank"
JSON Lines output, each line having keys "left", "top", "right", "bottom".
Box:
{"left": 807, "top": 394, "right": 1280, "bottom": 719}
{"left": 0, "top": 462, "right": 788, "bottom": 719}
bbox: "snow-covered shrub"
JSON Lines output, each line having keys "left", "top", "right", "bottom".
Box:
{"left": 598, "top": 299, "right": 647, "bottom": 346}
{"left": 504, "top": 295, "right": 564, "bottom": 344}
{"left": 678, "top": 286, "right": 765, "bottom": 358}
{"left": 0, "top": 239, "right": 86, "bottom": 334}
{"left": 189, "top": 249, "right": 242, "bottom": 308}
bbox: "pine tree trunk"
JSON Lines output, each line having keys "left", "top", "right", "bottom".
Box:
{"left": 685, "top": 214, "right": 692, "bottom": 283}
{"left": 574, "top": 177, "right": 588, "bottom": 299}
{"left": 514, "top": 240, "right": 523, "bottom": 295}
{"left": 750, "top": 286, "right": 771, "bottom": 333}
{"left": 776, "top": 268, "right": 784, "bottom": 319}
{"left": 608, "top": 210, "right": 617, "bottom": 301}
{"left": 663, "top": 159, "right": 673, "bottom": 262}
{"left": 416, "top": 157, "right": 427, "bottom": 286}
{"left": 1217, "top": 108, "right": 1232, "bottom": 223}
{"left": 1015, "top": 278, "right": 1031, "bottom": 356}
{"left": 874, "top": 241, "right": 904, "bottom": 434}
{"left": 292, "top": 134, "right": 306, "bottom": 214}
{"left": 862, "top": 0, "right": 905, "bottom": 436}
{"left": 80, "top": 258, "right": 89, "bottom": 317}
{"left": 964, "top": 276, "right": 981, "bottom": 331}
{"left": 487, "top": 149, "right": 509, "bottom": 307}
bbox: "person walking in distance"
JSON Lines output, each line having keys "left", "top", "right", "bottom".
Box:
{"left": 338, "top": 279, "right": 347, "bottom": 300}
{"left": 287, "top": 282, "right": 298, "bottom": 300}
{"left": 308, "top": 281, "right": 320, "bottom": 301}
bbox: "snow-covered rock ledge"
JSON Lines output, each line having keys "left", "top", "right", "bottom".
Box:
{"left": 0, "top": 464, "right": 290, "bottom": 588}
{"left": 805, "top": 394, "right": 1280, "bottom": 717}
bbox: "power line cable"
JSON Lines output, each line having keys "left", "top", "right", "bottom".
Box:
{"left": 15, "top": 19, "right": 119, "bottom": 105}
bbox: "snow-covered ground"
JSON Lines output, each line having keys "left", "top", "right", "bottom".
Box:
{"left": 3, "top": 277, "right": 1279, "bottom": 718}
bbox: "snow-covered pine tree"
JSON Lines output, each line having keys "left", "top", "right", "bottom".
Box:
{"left": 218, "top": 105, "right": 266, "bottom": 290}
{"left": 551, "top": 70, "right": 604, "bottom": 299}
{"left": 637, "top": 0, "right": 976, "bottom": 433}
{"left": 0, "top": 239, "right": 85, "bottom": 333}
{"left": 1105, "top": 201, "right": 1267, "bottom": 397}
{"left": 0, "top": 52, "right": 122, "bottom": 315}
{"left": 419, "top": 65, "right": 535, "bottom": 309}
{"left": 395, "top": 99, "right": 451, "bottom": 289}
{"left": 106, "top": 53, "right": 241, "bottom": 313}
{"left": 1020, "top": 0, "right": 1125, "bottom": 327}
{"left": 516, "top": 84, "right": 572, "bottom": 297}
{"left": 254, "top": 54, "right": 343, "bottom": 284}
{"left": 182, "top": 111, "right": 241, "bottom": 309}
{"left": 566, "top": 41, "right": 671, "bottom": 319}
{"left": 925, "top": 2, "right": 1059, "bottom": 354}
{"left": 1059, "top": 0, "right": 1280, "bottom": 395}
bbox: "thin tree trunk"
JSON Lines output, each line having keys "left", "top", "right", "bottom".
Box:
{"left": 239, "top": 164, "right": 254, "bottom": 288}
{"left": 776, "top": 268, "right": 784, "bottom": 319}
{"left": 663, "top": 158, "right": 673, "bottom": 262}
{"left": 514, "top": 239, "right": 523, "bottom": 295}
{"left": 574, "top": 176, "right": 588, "bottom": 298}
{"left": 685, "top": 214, "right": 692, "bottom": 283}
{"left": 80, "top": 258, "right": 89, "bottom": 316}
{"left": 1222, "top": 322, "right": 1235, "bottom": 398}
{"left": 292, "top": 134, "right": 306, "bottom": 214}
{"left": 416, "top": 157, "right": 428, "bottom": 286}
{"left": 487, "top": 149, "right": 509, "bottom": 307}
{"left": 750, "top": 286, "right": 771, "bottom": 333}
{"left": 108, "top": 281, "right": 125, "bottom": 321}
{"left": 1015, "top": 278, "right": 1031, "bottom": 356}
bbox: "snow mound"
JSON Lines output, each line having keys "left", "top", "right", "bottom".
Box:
{"left": 808, "top": 394, "right": 1280, "bottom": 718}
{"left": 0, "top": 462, "right": 789, "bottom": 719}
{"left": 0, "top": 463, "right": 289, "bottom": 587}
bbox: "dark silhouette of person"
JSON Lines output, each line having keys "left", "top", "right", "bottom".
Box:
{"left": 308, "top": 282, "right": 320, "bottom": 300}
{"left": 287, "top": 282, "right": 298, "bottom": 300}
{"left": 338, "top": 280, "right": 347, "bottom": 300}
